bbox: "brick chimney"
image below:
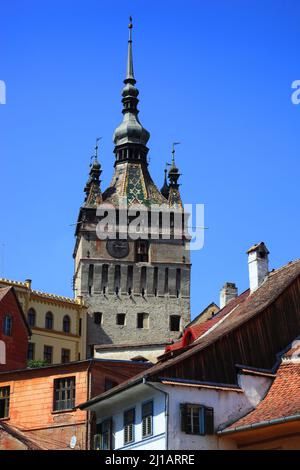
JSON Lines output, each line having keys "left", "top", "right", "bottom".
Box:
{"left": 220, "top": 282, "right": 238, "bottom": 309}
{"left": 247, "top": 242, "right": 269, "bottom": 292}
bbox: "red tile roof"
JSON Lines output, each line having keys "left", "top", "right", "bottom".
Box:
{"left": 165, "top": 289, "right": 250, "bottom": 353}
{"left": 223, "top": 361, "right": 300, "bottom": 432}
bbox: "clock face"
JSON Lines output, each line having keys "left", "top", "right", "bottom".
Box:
{"left": 106, "top": 240, "right": 129, "bottom": 259}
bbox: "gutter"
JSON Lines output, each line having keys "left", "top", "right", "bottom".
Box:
{"left": 218, "top": 413, "right": 300, "bottom": 436}
{"left": 143, "top": 379, "right": 169, "bottom": 451}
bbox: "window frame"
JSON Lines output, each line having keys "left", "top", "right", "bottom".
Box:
{"left": 45, "top": 311, "right": 53, "bottom": 330}
{"left": 27, "top": 308, "right": 36, "bottom": 328}
{"left": 53, "top": 376, "right": 76, "bottom": 412}
{"left": 94, "top": 418, "right": 113, "bottom": 450}
{"left": 123, "top": 407, "right": 135, "bottom": 445}
{"left": 94, "top": 312, "right": 102, "bottom": 325}
{"left": 44, "top": 345, "right": 53, "bottom": 364}
{"left": 170, "top": 315, "right": 181, "bottom": 332}
{"left": 27, "top": 342, "right": 35, "bottom": 361}
{"left": 137, "top": 312, "right": 149, "bottom": 329}
{"left": 3, "top": 314, "right": 12, "bottom": 336}
{"left": 142, "top": 400, "right": 153, "bottom": 439}
{"left": 62, "top": 315, "right": 71, "bottom": 333}
{"left": 180, "top": 403, "right": 214, "bottom": 436}
{"left": 116, "top": 313, "right": 126, "bottom": 326}
{"left": 61, "top": 348, "right": 71, "bottom": 364}
{"left": 0, "top": 386, "right": 10, "bottom": 419}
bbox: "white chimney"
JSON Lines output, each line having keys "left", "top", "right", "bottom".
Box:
{"left": 247, "top": 242, "right": 269, "bottom": 292}
{"left": 220, "top": 282, "right": 238, "bottom": 309}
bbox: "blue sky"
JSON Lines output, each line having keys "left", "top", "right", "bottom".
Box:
{"left": 1, "top": 0, "right": 299, "bottom": 317}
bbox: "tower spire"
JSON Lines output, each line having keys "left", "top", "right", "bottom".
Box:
{"left": 126, "top": 16, "right": 134, "bottom": 82}
{"left": 113, "top": 17, "right": 150, "bottom": 163}
{"left": 84, "top": 138, "right": 102, "bottom": 206}
{"left": 168, "top": 142, "right": 182, "bottom": 208}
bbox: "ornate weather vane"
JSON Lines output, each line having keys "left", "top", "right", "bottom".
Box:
{"left": 90, "top": 137, "right": 102, "bottom": 166}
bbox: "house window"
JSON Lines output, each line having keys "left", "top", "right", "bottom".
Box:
{"left": 3, "top": 315, "right": 12, "bottom": 336}
{"left": 116, "top": 313, "right": 126, "bottom": 326}
{"left": 53, "top": 377, "right": 76, "bottom": 411}
{"left": 135, "top": 240, "right": 149, "bottom": 262}
{"left": 27, "top": 308, "right": 36, "bottom": 327}
{"left": 44, "top": 345, "right": 53, "bottom": 364}
{"left": 104, "top": 378, "right": 118, "bottom": 391}
{"left": 61, "top": 348, "right": 70, "bottom": 364}
{"left": 142, "top": 400, "right": 153, "bottom": 438}
{"left": 170, "top": 315, "right": 181, "bottom": 332}
{"left": 94, "top": 419, "right": 113, "bottom": 450}
{"left": 27, "top": 342, "right": 35, "bottom": 360}
{"left": 94, "top": 312, "right": 102, "bottom": 325}
{"left": 180, "top": 404, "right": 214, "bottom": 435}
{"left": 137, "top": 312, "right": 149, "bottom": 329}
{"left": 0, "top": 386, "right": 10, "bottom": 419}
{"left": 124, "top": 408, "right": 135, "bottom": 445}
{"left": 63, "top": 315, "right": 71, "bottom": 333}
{"left": 45, "top": 312, "right": 53, "bottom": 330}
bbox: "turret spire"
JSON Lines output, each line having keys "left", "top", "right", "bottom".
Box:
{"left": 168, "top": 142, "right": 182, "bottom": 208}
{"left": 84, "top": 138, "right": 102, "bottom": 206}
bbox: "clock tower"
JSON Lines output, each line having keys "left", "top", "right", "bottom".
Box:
{"left": 73, "top": 20, "right": 191, "bottom": 355}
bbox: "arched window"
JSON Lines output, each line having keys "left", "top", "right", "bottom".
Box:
{"left": 3, "top": 315, "right": 12, "bottom": 336}
{"left": 63, "top": 315, "right": 71, "bottom": 333}
{"left": 27, "top": 308, "right": 36, "bottom": 328}
{"left": 45, "top": 312, "right": 53, "bottom": 330}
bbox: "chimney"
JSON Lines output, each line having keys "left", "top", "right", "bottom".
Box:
{"left": 220, "top": 282, "right": 238, "bottom": 309}
{"left": 24, "top": 279, "right": 32, "bottom": 289}
{"left": 247, "top": 242, "right": 269, "bottom": 292}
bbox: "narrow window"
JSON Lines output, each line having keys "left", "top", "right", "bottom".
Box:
{"left": 63, "top": 315, "right": 71, "bottom": 333}
{"left": 114, "top": 265, "right": 121, "bottom": 294}
{"left": 142, "top": 401, "right": 153, "bottom": 438}
{"left": 53, "top": 377, "right": 76, "bottom": 411}
{"left": 45, "top": 312, "right": 53, "bottom": 330}
{"left": 176, "top": 268, "right": 181, "bottom": 297}
{"left": 170, "top": 315, "right": 181, "bottom": 332}
{"left": 124, "top": 408, "right": 135, "bottom": 445}
{"left": 116, "top": 313, "right": 126, "bottom": 326}
{"left": 94, "top": 419, "right": 113, "bottom": 450}
{"left": 180, "top": 404, "right": 214, "bottom": 435}
{"left": 137, "top": 312, "right": 149, "bottom": 329}
{"left": 140, "top": 266, "right": 147, "bottom": 296}
{"left": 101, "top": 264, "right": 108, "bottom": 294}
{"left": 153, "top": 267, "right": 158, "bottom": 296}
{"left": 61, "top": 348, "right": 71, "bottom": 364}
{"left": 88, "top": 264, "right": 94, "bottom": 295}
{"left": 3, "top": 315, "right": 12, "bottom": 336}
{"left": 135, "top": 240, "right": 149, "bottom": 262}
{"left": 0, "top": 386, "right": 10, "bottom": 419}
{"left": 44, "top": 345, "right": 53, "bottom": 364}
{"left": 164, "top": 268, "right": 169, "bottom": 294}
{"left": 27, "top": 308, "right": 36, "bottom": 328}
{"left": 127, "top": 265, "right": 133, "bottom": 295}
{"left": 27, "top": 342, "right": 35, "bottom": 361}
{"left": 94, "top": 312, "right": 102, "bottom": 325}
{"left": 79, "top": 318, "right": 82, "bottom": 336}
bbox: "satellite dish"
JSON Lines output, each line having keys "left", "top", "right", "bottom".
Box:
{"left": 70, "top": 435, "right": 77, "bottom": 449}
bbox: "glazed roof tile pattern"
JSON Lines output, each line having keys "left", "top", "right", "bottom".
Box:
{"left": 102, "top": 162, "right": 168, "bottom": 207}
{"left": 223, "top": 361, "right": 300, "bottom": 431}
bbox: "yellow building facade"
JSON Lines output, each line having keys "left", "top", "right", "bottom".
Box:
{"left": 0, "top": 278, "right": 87, "bottom": 365}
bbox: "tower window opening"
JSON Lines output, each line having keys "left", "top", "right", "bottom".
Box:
{"left": 153, "top": 267, "right": 158, "bottom": 296}
{"left": 176, "top": 268, "right": 181, "bottom": 298}
{"left": 94, "top": 312, "right": 102, "bottom": 325}
{"left": 88, "top": 264, "right": 94, "bottom": 295}
{"left": 135, "top": 240, "right": 149, "bottom": 262}
{"left": 127, "top": 265, "right": 133, "bottom": 295}
{"left": 164, "top": 268, "right": 169, "bottom": 294}
{"left": 116, "top": 313, "right": 126, "bottom": 326}
{"left": 141, "top": 266, "right": 147, "bottom": 296}
{"left": 137, "top": 312, "right": 149, "bottom": 329}
{"left": 101, "top": 264, "right": 108, "bottom": 294}
{"left": 170, "top": 315, "right": 181, "bottom": 332}
{"left": 114, "top": 265, "right": 121, "bottom": 294}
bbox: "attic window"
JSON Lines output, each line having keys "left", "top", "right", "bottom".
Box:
{"left": 180, "top": 404, "right": 214, "bottom": 435}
